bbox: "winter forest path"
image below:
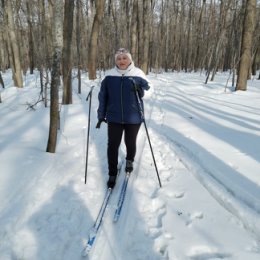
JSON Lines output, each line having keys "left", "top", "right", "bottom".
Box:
{"left": 135, "top": 73, "right": 260, "bottom": 260}
{"left": 93, "top": 73, "right": 260, "bottom": 260}
{"left": 0, "top": 71, "right": 260, "bottom": 260}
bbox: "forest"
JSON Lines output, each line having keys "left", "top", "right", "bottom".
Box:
{"left": 1, "top": 2, "right": 260, "bottom": 259}
{"left": 0, "top": 0, "right": 260, "bottom": 82}
{"left": 0, "top": 0, "right": 259, "bottom": 151}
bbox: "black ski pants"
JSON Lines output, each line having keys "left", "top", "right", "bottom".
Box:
{"left": 107, "top": 122, "right": 141, "bottom": 176}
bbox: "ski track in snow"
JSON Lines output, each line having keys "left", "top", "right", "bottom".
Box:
{"left": 1, "top": 72, "right": 260, "bottom": 260}
{"left": 118, "top": 74, "right": 260, "bottom": 260}
{"left": 99, "top": 76, "right": 218, "bottom": 260}
{"left": 83, "top": 77, "right": 177, "bottom": 260}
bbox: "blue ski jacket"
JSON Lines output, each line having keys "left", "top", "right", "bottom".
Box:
{"left": 97, "top": 64, "right": 150, "bottom": 124}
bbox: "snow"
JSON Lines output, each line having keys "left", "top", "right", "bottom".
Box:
{"left": 0, "top": 69, "right": 260, "bottom": 260}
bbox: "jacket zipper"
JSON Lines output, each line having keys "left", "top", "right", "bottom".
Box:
{"left": 120, "top": 75, "right": 124, "bottom": 123}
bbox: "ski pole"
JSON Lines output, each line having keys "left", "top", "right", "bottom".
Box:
{"left": 85, "top": 85, "right": 95, "bottom": 184}
{"left": 130, "top": 78, "right": 162, "bottom": 188}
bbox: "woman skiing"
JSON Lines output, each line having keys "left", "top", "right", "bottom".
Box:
{"left": 96, "top": 48, "right": 150, "bottom": 188}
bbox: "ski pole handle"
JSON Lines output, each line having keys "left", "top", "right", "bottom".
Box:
{"left": 85, "top": 85, "right": 95, "bottom": 184}
{"left": 86, "top": 85, "right": 95, "bottom": 101}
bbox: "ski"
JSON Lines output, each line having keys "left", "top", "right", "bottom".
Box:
{"left": 82, "top": 187, "right": 112, "bottom": 256}
{"left": 82, "top": 161, "right": 123, "bottom": 256}
{"left": 113, "top": 171, "right": 131, "bottom": 222}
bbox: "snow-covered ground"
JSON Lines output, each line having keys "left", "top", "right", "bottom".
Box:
{"left": 0, "top": 70, "right": 260, "bottom": 260}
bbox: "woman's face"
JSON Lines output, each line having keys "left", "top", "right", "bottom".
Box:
{"left": 116, "top": 54, "right": 131, "bottom": 70}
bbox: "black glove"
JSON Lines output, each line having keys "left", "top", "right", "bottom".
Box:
{"left": 132, "top": 84, "right": 143, "bottom": 97}
{"left": 96, "top": 119, "right": 107, "bottom": 129}
{"left": 129, "top": 77, "right": 144, "bottom": 97}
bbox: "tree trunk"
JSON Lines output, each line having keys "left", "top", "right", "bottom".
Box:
{"left": 46, "top": 0, "right": 63, "bottom": 153}
{"left": 236, "top": 0, "right": 256, "bottom": 91}
{"left": 184, "top": 0, "right": 194, "bottom": 72}
{"left": 76, "top": 0, "right": 82, "bottom": 94}
{"left": 130, "top": 0, "right": 138, "bottom": 61}
{"left": 137, "top": 0, "right": 144, "bottom": 67}
{"left": 0, "top": 24, "right": 8, "bottom": 70}
{"left": 252, "top": 45, "right": 260, "bottom": 75}
{"left": 194, "top": 0, "right": 206, "bottom": 71}
{"left": 62, "top": 0, "right": 74, "bottom": 104}
{"left": 5, "top": 0, "right": 23, "bottom": 88}
{"left": 140, "top": 0, "right": 150, "bottom": 74}
{"left": 88, "top": 0, "right": 105, "bottom": 80}
{"left": 26, "top": 0, "right": 34, "bottom": 74}
{"left": 0, "top": 71, "right": 4, "bottom": 88}
{"left": 0, "top": 71, "right": 3, "bottom": 103}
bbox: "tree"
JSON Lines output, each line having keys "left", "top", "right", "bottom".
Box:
{"left": 3, "top": 0, "right": 23, "bottom": 87}
{"left": 236, "top": 0, "right": 256, "bottom": 91}
{"left": 88, "top": 0, "right": 105, "bottom": 80}
{"left": 62, "top": 0, "right": 74, "bottom": 104}
{"left": 0, "top": 0, "right": 260, "bottom": 82}
{"left": 252, "top": 44, "right": 260, "bottom": 75}
{"left": 0, "top": 71, "right": 4, "bottom": 103}
{"left": 46, "top": 0, "right": 63, "bottom": 153}
{"left": 76, "top": 0, "right": 82, "bottom": 94}
{"left": 205, "top": 0, "right": 232, "bottom": 83}
{"left": 26, "top": 0, "right": 34, "bottom": 74}
{"left": 37, "top": 0, "right": 53, "bottom": 107}
{"left": 0, "top": 71, "right": 4, "bottom": 88}
{"left": 194, "top": 0, "right": 207, "bottom": 71}
{"left": 140, "top": 0, "right": 150, "bottom": 74}
{"left": 130, "top": 0, "right": 138, "bottom": 61}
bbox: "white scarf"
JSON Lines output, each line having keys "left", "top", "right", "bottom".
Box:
{"left": 116, "top": 62, "right": 135, "bottom": 76}
{"left": 104, "top": 63, "right": 151, "bottom": 85}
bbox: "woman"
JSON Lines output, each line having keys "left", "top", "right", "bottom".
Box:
{"left": 96, "top": 48, "right": 150, "bottom": 188}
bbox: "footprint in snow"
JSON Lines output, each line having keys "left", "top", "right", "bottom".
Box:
{"left": 190, "top": 211, "right": 204, "bottom": 220}
{"left": 153, "top": 111, "right": 164, "bottom": 121}
{"left": 174, "top": 191, "right": 185, "bottom": 199}
{"left": 188, "top": 245, "right": 231, "bottom": 260}
{"left": 154, "top": 236, "right": 169, "bottom": 259}
{"left": 176, "top": 210, "right": 204, "bottom": 227}
{"left": 160, "top": 170, "right": 172, "bottom": 182}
